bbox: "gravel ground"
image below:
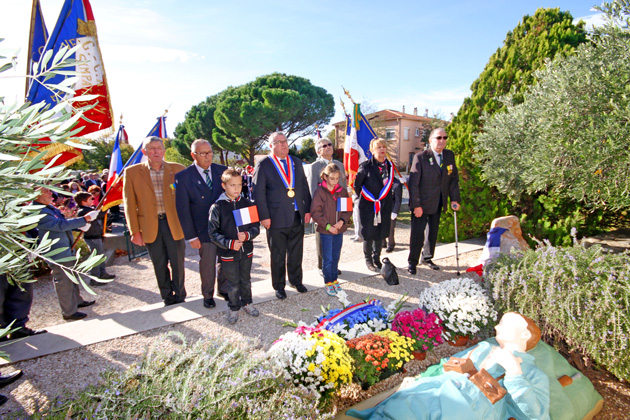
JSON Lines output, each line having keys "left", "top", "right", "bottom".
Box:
{"left": 1, "top": 222, "right": 627, "bottom": 418}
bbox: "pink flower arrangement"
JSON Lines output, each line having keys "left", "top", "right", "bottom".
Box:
{"left": 391, "top": 308, "right": 444, "bottom": 352}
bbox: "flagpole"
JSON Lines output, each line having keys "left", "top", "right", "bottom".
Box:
{"left": 25, "top": 0, "right": 38, "bottom": 97}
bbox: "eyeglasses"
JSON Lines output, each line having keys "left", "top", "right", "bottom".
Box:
{"left": 320, "top": 143, "right": 333, "bottom": 149}
{"left": 194, "top": 152, "right": 212, "bottom": 157}
{"left": 434, "top": 136, "right": 448, "bottom": 140}
{"left": 272, "top": 140, "right": 288, "bottom": 145}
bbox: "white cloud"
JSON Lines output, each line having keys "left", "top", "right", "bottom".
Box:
{"left": 575, "top": 12, "right": 607, "bottom": 31}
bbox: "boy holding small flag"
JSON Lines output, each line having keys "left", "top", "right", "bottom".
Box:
{"left": 208, "top": 169, "right": 260, "bottom": 324}
{"left": 310, "top": 163, "right": 352, "bottom": 296}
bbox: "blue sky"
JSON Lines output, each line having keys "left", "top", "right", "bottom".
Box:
{"left": 1, "top": 0, "right": 604, "bottom": 147}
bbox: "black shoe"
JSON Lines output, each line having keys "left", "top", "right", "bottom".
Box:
{"left": 164, "top": 300, "right": 176, "bottom": 307}
{"left": 422, "top": 260, "right": 440, "bottom": 270}
{"left": 366, "top": 262, "right": 379, "bottom": 272}
{"left": 90, "top": 280, "right": 107, "bottom": 287}
{"left": 218, "top": 292, "right": 229, "bottom": 301}
{"left": 385, "top": 247, "right": 394, "bottom": 253}
{"left": 337, "top": 269, "right": 342, "bottom": 275}
{"left": 0, "top": 394, "right": 7, "bottom": 406}
{"left": 374, "top": 259, "right": 383, "bottom": 270}
{"left": 0, "top": 370, "right": 23, "bottom": 388}
{"left": 78, "top": 300, "right": 95, "bottom": 308}
{"left": 203, "top": 298, "right": 216, "bottom": 308}
{"left": 100, "top": 273, "right": 116, "bottom": 280}
{"left": 407, "top": 265, "right": 417, "bottom": 275}
{"left": 8, "top": 327, "right": 47, "bottom": 340}
{"left": 63, "top": 312, "right": 87, "bottom": 321}
{"left": 290, "top": 284, "right": 308, "bottom": 293}
{"left": 275, "top": 290, "right": 287, "bottom": 300}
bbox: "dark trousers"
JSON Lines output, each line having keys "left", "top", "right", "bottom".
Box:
{"left": 0, "top": 275, "right": 33, "bottom": 329}
{"left": 50, "top": 261, "right": 85, "bottom": 317}
{"left": 198, "top": 241, "right": 228, "bottom": 299}
{"left": 382, "top": 218, "right": 398, "bottom": 250}
{"left": 363, "top": 239, "right": 383, "bottom": 265}
{"left": 84, "top": 238, "right": 108, "bottom": 277}
{"left": 220, "top": 257, "right": 253, "bottom": 311}
{"left": 408, "top": 206, "right": 442, "bottom": 267}
{"left": 145, "top": 218, "right": 186, "bottom": 304}
{"left": 266, "top": 212, "right": 304, "bottom": 291}
{"left": 321, "top": 233, "right": 343, "bottom": 284}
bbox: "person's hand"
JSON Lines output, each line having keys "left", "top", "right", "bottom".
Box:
{"left": 78, "top": 223, "right": 91, "bottom": 232}
{"left": 333, "top": 221, "right": 344, "bottom": 230}
{"left": 413, "top": 207, "right": 423, "bottom": 218}
{"left": 233, "top": 240, "right": 243, "bottom": 251}
{"left": 451, "top": 201, "right": 461, "bottom": 211}
{"left": 131, "top": 232, "right": 145, "bottom": 246}
{"left": 189, "top": 238, "right": 202, "bottom": 249}
{"left": 237, "top": 232, "right": 247, "bottom": 242}
{"left": 305, "top": 213, "right": 311, "bottom": 224}
{"left": 328, "top": 226, "right": 339, "bottom": 234}
{"left": 391, "top": 212, "right": 398, "bottom": 220}
{"left": 261, "top": 219, "right": 271, "bottom": 229}
{"left": 85, "top": 210, "right": 100, "bottom": 222}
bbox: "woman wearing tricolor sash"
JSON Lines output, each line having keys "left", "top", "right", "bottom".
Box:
{"left": 353, "top": 138, "right": 395, "bottom": 272}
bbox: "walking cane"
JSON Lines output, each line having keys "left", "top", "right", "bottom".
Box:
{"left": 452, "top": 204, "right": 461, "bottom": 276}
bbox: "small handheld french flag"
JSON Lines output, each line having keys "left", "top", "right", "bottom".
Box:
{"left": 337, "top": 197, "right": 353, "bottom": 212}
{"left": 233, "top": 206, "right": 260, "bottom": 226}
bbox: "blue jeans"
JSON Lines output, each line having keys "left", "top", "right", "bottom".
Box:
{"left": 320, "top": 233, "right": 343, "bottom": 284}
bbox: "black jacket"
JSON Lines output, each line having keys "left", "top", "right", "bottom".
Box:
{"left": 353, "top": 157, "right": 394, "bottom": 240}
{"left": 209, "top": 193, "right": 260, "bottom": 262}
{"left": 76, "top": 205, "right": 104, "bottom": 239}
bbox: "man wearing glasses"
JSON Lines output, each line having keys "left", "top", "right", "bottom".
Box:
{"left": 305, "top": 138, "right": 347, "bottom": 276}
{"left": 252, "top": 132, "right": 312, "bottom": 299}
{"left": 174, "top": 139, "right": 227, "bottom": 309}
{"left": 407, "top": 128, "right": 461, "bottom": 274}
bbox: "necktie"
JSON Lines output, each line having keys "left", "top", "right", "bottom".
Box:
{"left": 438, "top": 154, "right": 443, "bottom": 172}
{"left": 281, "top": 158, "right": 289, "bottom": 174}
{"left": 203, "top": 169, "right": 212, "bottom": 189}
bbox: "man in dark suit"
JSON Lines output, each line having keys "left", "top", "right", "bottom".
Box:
{"left": 252, "top": 131, "right": 312, "bottom": 299}
{"left": 407, "top": 128, "right": 461, "bottom": 273}
{"left": 123, "top": 137, "right": 186, "bottom": 306}
{"left": 174, "top": 139, "right": 227, "bottom": 309}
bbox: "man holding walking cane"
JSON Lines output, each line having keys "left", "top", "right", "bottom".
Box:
{"left": 407, "top": 128, "right": 461, "bottom": 274}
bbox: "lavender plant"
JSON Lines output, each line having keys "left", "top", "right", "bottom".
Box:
{"left": 485, "top": 228, "right": 630, "bottom": 381}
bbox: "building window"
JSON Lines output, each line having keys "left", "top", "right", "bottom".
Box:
{"left": 386, "top": 128, "right": 396, "bottom": 140}
{"left": 415, "top": 128, "right": 420, "bottom": 137}
{"left": 404, "top": 127, "right": 410, "bottom": 141}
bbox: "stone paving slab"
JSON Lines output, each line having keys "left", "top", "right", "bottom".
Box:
{"left": 0, "top": 240, "right": 482, "bottom": 365}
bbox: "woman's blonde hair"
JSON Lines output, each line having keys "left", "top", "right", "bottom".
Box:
{"left": 369, "top": 138, "right": 387, "bottom": 153}
{"left": 320, "top": 162, "right": 341, "bottom": 181}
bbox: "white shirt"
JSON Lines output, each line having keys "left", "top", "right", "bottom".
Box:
{"left": 195, "top": 162, "right": 212, "bottom": 183}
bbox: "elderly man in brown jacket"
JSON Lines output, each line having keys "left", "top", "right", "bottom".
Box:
{"left": 123, "top": 136, "right": 186, "bottom": 306}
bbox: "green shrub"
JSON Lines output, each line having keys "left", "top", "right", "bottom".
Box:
{"left": 27, "top": 333, "right": 332, "bottom": 420}
{"left": 484, "top": 231, "right": 630, "bottom": 381}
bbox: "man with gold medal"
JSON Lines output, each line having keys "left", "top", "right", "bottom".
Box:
{"left": 252, "top": 132, "right": 312, "bottom": 299}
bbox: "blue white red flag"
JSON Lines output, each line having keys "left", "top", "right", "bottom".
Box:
{"left": 344, "top": 104, "right": 375, "bottom": 186}
{"left": 27, "top": 0, "right": 114, "bottom": 136}
{"left": 147, "top": 116, "right": 168, "bottom": 139}
{"left": 479, "top": 227, "right": 508, "bottom": 264}
{"left": 26, "top": 0, "right": 48, "bottom": 95}
{"left": 100, "top": 125, "right": 126, "bottom": 211}
{"left": 233, "top": 206, "right": 259, "bottom": 226}
{"left": 337, "top": 197, "right": 353, "bottom": 212}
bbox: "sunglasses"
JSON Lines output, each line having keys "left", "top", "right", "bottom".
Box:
{"left": 320, "top": 143, "right": 333, "bottom": 149}
{"left": 434, "top": 136, "right": 448, "bottom": 140}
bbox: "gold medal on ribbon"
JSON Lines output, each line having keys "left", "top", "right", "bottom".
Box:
{"left": 287, "top": 188, "right": 295, "bottom": 198}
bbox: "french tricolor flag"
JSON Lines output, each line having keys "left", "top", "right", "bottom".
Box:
{"left": 337, "top": 197, "right": 353, "bottom": 212}
{"left": 233, "top": 206, "right": 259, "bottom": 226}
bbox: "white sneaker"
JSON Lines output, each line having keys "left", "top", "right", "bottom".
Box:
{"left": 242, "top": 304, "right": 259, "bottom": 317}
{"left": 227, "top": 310, "right": 239, "bottom": 324}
